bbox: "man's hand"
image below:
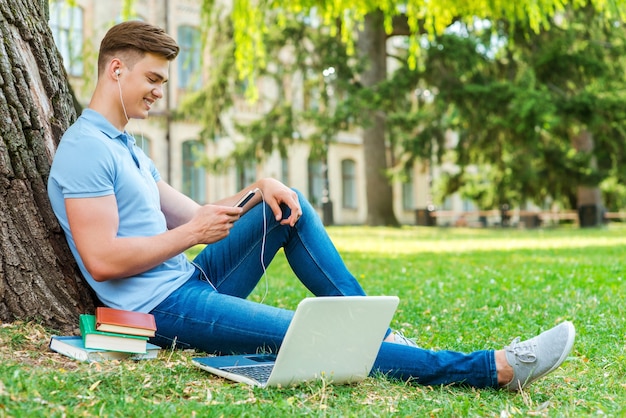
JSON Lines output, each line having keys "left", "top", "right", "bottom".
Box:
{"left": 187, "top": 204, "right": 243, "bottom": 244}
{"left": 255, "top": 178, "right": 302, "bottom": 227}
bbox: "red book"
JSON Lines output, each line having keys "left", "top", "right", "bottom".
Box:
{"left": 95, "top": 307, "right": 157, "bottom": 337}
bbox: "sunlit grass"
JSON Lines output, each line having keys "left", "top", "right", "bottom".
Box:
{"left": 328, "top": 224, "right": 626, "bottom": 254}
{"left": 1, "top": 225, "right": 625, "bottom": 416}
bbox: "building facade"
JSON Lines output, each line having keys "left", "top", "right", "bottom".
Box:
{"left": 49, "top": 0, "right": 432, "bottom": 225}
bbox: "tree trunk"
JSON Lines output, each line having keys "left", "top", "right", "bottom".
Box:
{"left": 571, "top": 129, "right": 604, "bottom": 227}
{"left": 357, "top": 10, "right": 399, "bottom": 226}
{"left": 0, "top": 0, "right": 95, "bottom": 332}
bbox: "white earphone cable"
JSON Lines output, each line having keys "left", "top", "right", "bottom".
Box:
{"left": 116, "top": 74, "right": 130, "bottom": 124}
{"left": 258, "top": 188, "right": 269, "bottom": 303}
{"left": 190, "top": 189, "right": 270, "bottom": 303}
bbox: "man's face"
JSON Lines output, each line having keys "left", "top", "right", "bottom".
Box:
{"left": 121, "top": 53, "right": 169, "bottom": 120}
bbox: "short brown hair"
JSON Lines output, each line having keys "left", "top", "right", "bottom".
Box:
{"left": 98, "top": 21, "right": 180, "bottom": 75}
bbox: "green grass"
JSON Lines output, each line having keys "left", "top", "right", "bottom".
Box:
{"left": 2, "top": 225, "right": 625, "bottom": 417}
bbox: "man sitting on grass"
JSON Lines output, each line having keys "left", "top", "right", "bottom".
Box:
{"left": 47, "top": 20, "right": 575, "bottom": 391}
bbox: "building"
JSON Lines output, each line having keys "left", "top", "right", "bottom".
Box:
{"left": 48, "top": 0, "right": 432, "bottom": 225}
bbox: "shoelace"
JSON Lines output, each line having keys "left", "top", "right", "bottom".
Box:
{"left": 392, "top": 331, "right": 418, "bottom": 347}
{"left": 506, "top": 337, "right": 537, "bottom": 363}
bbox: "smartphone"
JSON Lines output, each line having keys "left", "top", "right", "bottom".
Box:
{"left": 234, "top": 189, "right": 257, "bottom": 207}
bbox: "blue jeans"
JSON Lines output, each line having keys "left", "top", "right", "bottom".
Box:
{"left": 150, "top": 190, "right": 498, "bottom": 388}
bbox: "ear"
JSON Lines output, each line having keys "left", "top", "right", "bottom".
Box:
{"left": 108, "top": 58, "right": 123, "bottom": 80}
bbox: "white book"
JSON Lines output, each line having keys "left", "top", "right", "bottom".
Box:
{"left": 49, "top": 336, "right": 161, "bottom": 362}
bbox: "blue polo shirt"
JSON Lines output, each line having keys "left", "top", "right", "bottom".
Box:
{"left": 47, "top": 109, "right": 194, "bottom": 312}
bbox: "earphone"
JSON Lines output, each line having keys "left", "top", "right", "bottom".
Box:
{"left": 115, "top": 68, "right": 130, "bottom": 123}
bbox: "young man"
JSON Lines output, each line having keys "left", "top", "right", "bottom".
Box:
{"left": 48, "top": 21, "right": 575, "bottom": 390}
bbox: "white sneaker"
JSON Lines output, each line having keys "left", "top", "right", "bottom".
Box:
{"left": 503, "top": 321, "right": 575, "bottom": 391}
{"left": 391, "top": 330, "right": 418, "bottom": 347}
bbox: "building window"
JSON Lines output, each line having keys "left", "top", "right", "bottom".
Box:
{"left": 308, "top": 159, "right": 324, "bottom": 207}
{"left": 235, "top": 78, "right": 249, "bottom": 97}
{"left": 177, "top": 25, "right": 201, "bottom": 90}
{"left": 402, "top": 169, "right": 414, "bottom": 211}
{"left": 49, "top": 0, "right": 84, "bottom": 76}
{"left": 236, "top": 161, "right": 257, "bottom": 190}
{"left": 341, "top": 159, "right": 357, "bottom": 209}
{"left": 281, "top": 157, "right": 289, "bottom": 186}
{"left": 182, "top": 140, "right": 206, "bottom": 203}
{"left": 463, "top": 199, "right": 477, "bottom": 212}
{"left": 303, "top": 69, "right": 320, "bottom": 112}
{"left": 133, "top": 135, "right": 151, "bottom": 157}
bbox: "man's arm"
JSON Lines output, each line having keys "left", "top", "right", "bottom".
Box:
{"left": 66, "top": 187, "right": 242, "bottom": 282}
{"left": 158, "top": 180, "right": 258, "bottom": 223}
{"left": 157, "top": 180, "right": 202, "bottom": 229}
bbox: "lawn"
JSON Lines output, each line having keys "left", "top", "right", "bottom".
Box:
{"left": 1, "top": 225, "right": 625, "bottom": 417}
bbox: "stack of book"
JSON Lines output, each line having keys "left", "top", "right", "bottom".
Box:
{"left": 49, "top": 307, "right": 160, "bottom": 362}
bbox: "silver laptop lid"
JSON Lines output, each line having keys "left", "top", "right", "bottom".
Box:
{"left": 265, "top": 295, "right": 399, "bottom": 387}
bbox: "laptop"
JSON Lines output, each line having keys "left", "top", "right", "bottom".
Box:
{"left": 192, "top": 295, "right": 399, "bottom": 387}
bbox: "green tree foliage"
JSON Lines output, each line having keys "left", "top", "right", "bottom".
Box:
{"left": 409, "top": 6, "right": 626, "bottom": 211}
{"left": 213, "top": 0, "right": 625, "bottom": 93}
{"left": 178, "top": 10, "right": 361, "bottom": 170}
{"left": 193, "top": 0, "right": 626, "bottom": 223}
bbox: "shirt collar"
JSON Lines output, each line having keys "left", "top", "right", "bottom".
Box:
{"left": 81, "top": 108, "right": 127, "bottom": 140}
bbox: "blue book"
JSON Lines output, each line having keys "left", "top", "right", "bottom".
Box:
{"left": 49, "top": 336, "right": 160, "bottom": 362}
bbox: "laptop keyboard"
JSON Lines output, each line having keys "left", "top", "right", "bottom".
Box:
{"left": 222, "top": 364, "right": 274, "bottom": 384}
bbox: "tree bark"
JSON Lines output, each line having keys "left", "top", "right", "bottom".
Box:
{"left": 0, "top": 0, "right": 95, "bottom": 331}
{"left": 357, "top": 10, "right": 399, "bottom": 226}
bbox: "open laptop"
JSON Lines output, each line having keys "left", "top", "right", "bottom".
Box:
{"left": 192, "top": 296, "right": 399, "bottom": 388}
